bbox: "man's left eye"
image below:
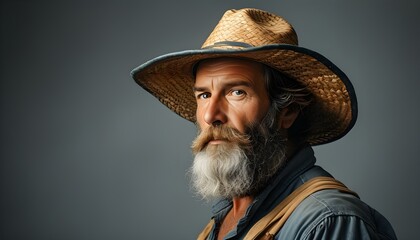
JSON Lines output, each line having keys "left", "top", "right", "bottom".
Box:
{"left": 232, "top": 90, "right": 245, "bottom": 96}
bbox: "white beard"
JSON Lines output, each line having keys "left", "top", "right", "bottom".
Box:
{"left": 190, "top": 142, "right": 253, "bottom": 200}
{"left": 189, "top": 107, "right": 288, "bottom": 200}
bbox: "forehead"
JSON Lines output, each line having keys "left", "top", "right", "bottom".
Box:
{"left": 197, "top": 58, "right": 263, "bottom": 74}
{"left": 195, "top": 58, "right": 265, "bottom": 83}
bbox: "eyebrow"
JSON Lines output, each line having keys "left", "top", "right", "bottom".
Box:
{"left": 193, "top": 80, "right": 254, "bottom": 92}
{"left": 192, "top": 86, "right": 207, "bottom": 92}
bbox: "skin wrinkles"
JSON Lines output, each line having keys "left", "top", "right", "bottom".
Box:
{"left": 194, "top": 58, "right": 270, "bottom": 135}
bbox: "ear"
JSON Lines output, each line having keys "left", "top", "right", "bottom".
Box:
{"left": 277, "top": 108, "right": 299, "bottom": 129}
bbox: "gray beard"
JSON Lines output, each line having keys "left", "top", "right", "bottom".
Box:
{"left": 190, "top": 107, "right": 288, "bottom": 200}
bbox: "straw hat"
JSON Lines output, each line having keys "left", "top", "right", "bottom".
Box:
{"left": 131, "top": 8, "right": 357, "bottom": 145}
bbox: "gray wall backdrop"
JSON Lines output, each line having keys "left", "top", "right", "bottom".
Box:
{"left": 1, "top": 0, "right": 419, "bottom": 239}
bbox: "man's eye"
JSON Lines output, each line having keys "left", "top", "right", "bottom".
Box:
{"left": 231, "top": 90, "right": 245, "bottom": 96}
{"left": 198, "top": 93, "right": 211, "bottom": 99}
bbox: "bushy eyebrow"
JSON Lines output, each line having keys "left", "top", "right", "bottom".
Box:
{"left": 192, "top": 86, "right": 207, "bottom": 92}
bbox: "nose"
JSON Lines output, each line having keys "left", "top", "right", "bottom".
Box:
{"left": 203, "top": 96, "right": 227, "bottom": 126}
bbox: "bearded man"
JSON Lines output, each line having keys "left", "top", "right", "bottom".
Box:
{"left": 132, "top": 8, "right": 397, "bottom": 240}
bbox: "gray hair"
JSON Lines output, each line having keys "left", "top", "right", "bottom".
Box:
{"left": 263, "top": 65, "right": 312, "bottom": 142}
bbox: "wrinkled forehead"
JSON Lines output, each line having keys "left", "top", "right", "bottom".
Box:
{"left": 194, "top": 57, "right": 265, "bottom": 79}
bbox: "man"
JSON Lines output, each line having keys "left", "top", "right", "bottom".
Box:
{"left": 132, "top": 8, "right": 397, "bottom": 239}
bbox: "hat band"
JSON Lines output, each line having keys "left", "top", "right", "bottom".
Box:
{"left": 202, "top": 41, "right": 254, "bottom": 49}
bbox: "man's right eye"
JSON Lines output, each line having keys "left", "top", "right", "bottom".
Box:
{"left": 197, "top": 93, "right": 211, "bottom": 99}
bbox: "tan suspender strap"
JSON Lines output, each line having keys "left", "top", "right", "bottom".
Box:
{"left": 196, "top": 176, "right": 358, "bottom": 240}
{"left": 197, "top": 218, "right": 215, "bottom": 240}
{"left": 244, "top": 176, "right": 359, "bottom": 240}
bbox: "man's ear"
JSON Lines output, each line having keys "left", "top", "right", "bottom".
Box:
{"left": 277, "top": 108, "right": 299, "bottom": 129}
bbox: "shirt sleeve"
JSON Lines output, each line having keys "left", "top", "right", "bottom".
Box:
{"left": 301, "top": 215, "right": 395, "bottom": 240}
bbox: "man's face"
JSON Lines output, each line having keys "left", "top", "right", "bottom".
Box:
{"left": 194, "top": 58, "right": 270, "bottom": 134}
{"left": 190, "top": 58, "right": 287, "bottom": 199}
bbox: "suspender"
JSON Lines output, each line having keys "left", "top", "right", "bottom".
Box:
{"left": 197, "top": 176, "right": 359, "bottom": 240}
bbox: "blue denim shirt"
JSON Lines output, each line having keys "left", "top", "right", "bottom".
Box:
{"left": 205, "top": 146, "right": 397, "bottom": 239}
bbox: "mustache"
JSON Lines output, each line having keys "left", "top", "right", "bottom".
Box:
{"left": 191, "top": 125, "right": 251, "bottom": 154}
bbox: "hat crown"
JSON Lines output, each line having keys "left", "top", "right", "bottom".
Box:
{"left": 202, "top": 8, "right": 298, "bottom": 49}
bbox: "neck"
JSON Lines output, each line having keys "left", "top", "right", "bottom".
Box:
{"left": 230, "top": 195, "right": 253, "bottom": 218}
{"left": 217, "top": 196, "right": 254, "bottom": 240}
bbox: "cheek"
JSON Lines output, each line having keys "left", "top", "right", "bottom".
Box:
{"left": 225, "top": 107, "right": 257, "bottom": 133}
{"left": 195, "top": 106, "right": 206, "bottom": 128}
{"left": 237, "top": 100, "right": 270, "bottom": 128}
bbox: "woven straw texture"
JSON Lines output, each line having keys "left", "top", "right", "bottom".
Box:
{"left": 132, "top": 8, "right": 357, "bottom": 145}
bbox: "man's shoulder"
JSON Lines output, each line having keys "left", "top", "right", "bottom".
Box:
{"left": 277, "top": 189, "right": 396, "bottom": 239}
{"left": 298, "top": 189, "right": 374, "bottom": 223}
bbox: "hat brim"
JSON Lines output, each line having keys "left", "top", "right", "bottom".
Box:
{"left": 131, "top": 44, "right": 357, "bottom": 146}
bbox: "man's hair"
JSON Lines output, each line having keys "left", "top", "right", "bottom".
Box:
{"left": 263, "top": 65, "right": 312, "bottom": 144}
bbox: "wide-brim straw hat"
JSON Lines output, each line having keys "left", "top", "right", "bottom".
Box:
{"left": 131, "top": 8, "right": 357, "bottom": 146}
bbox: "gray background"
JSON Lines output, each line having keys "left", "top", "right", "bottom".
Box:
{"left": 1, "top": 0, "right": 419, "bottom": 239}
